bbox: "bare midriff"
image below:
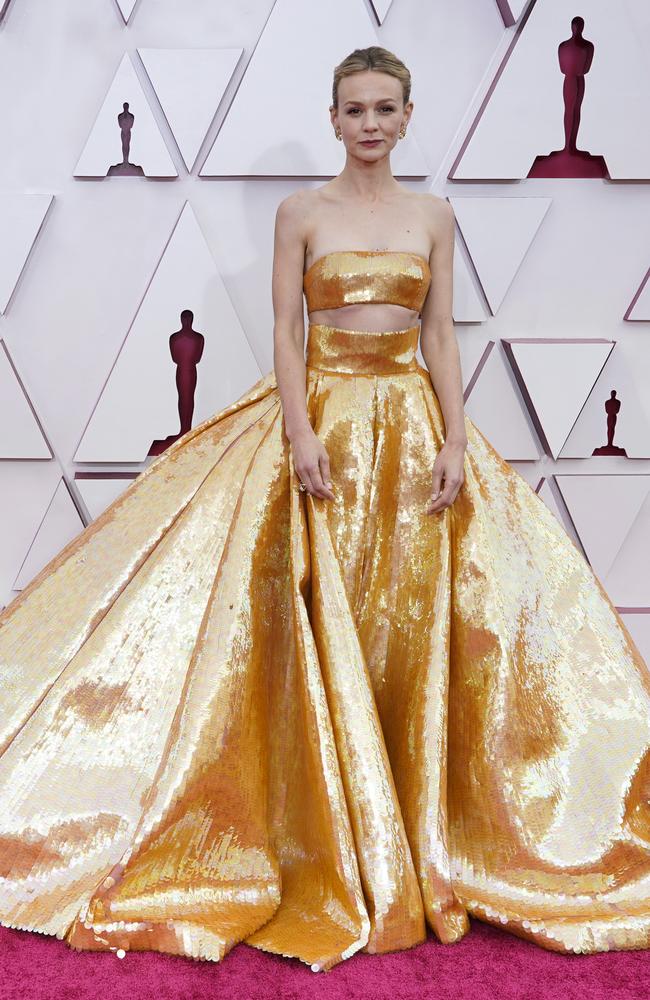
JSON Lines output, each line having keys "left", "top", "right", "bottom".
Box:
{"left": 307, "top": 302, "right": 420, "bottom": 334}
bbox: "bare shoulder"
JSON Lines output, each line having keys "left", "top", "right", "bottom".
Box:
{"left": 275, "top": 187, "right": 315, "bottom": 225}
{"left": 416, "top": 193, "right": 455, "bottom": 249}
{"left": 419, "top": 191, "right": 454, "bottom": 224}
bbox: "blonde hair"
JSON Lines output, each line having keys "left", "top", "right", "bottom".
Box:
{"left": 331, "top": 46, "right": 411, "bottom": 109}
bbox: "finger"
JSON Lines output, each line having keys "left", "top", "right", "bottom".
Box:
{"left": 426, "top": 498, "right": 448, "bottom": 515}
{"left": 297, "top": 469, "right": 315, "bottom": 496}
{"left": 426, "top": 482, "right": 448, "bottom": 513}
{"left": 427, "top": 482, "right": 459, "bottom": 513}
{"left": 427, "top": 472, "right": 444, "bottom": 503}
{"left": 319, "top": 453, "right": 335, "bottom": 499}
{"left": 449, "top": 481, "right": 463, "bottom": 503}
{"left": 299, "top": 463, "right": 323, "bottom": 498}
{"left": 309, "top": 465, "right": 330, "bottom": 499}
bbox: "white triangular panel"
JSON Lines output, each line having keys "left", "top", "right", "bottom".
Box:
{"left": 452, "top": 241, "right": 489, "bottom": 323}
{"left": 537, "top": 475, "right": 582, "bottom": 547}
{"left": 456, "top": 336, "right": 492, "bottom": 395}
{"left": 556, "top": 475, "right": 650, "bottom": 582}
{"left": 115, "top": 0, "right": 137, "bottom": 23}
{"left": 0, "top": 463, "right": 62, "bottom": 606}
{"left": 0, "top": 341, "right": 51, "bottom": 458}
{"left": 201, "top": 0, "right": 429, "bottom": 177}
{"left": 76, "top": 475, "right": 137, "bottom": 520}
{"left": 537, "top": 477, "right": 566, "bottom": 528}
{"left": 627, "top": 270, "right": 650, "bottom": 321}
{"left": 508, "top": 340, "right": 613, "bottom": 459}
{"left": 13, "top": 479, "right": 85, "bottom": 590}
{"left": 605, "top": 493, "right": 650, "bottom": 607}
{"left": 496, "top": 0, "right": 530, "bottom": 26}
{"left": 465, "top": 341, "right": 541, "bottom": 460}
{"left": 0, "top": 193, "right": 52, "bottom": 314}
{"left": 74, "top": 53, "right": 177, "bottom": 178}
{"left": 74, "top": 202, "right": 262, "bottom": 463}
{"left": 621, "top": 614, "right": 650, "bottom": 670}
{"left": 454, "top": 0, "right": 650, "bottom": 180}
{"left": 369, "top": 0, "right": 394, "bottom": 23}
{"left": 509, "top": 463, "right": 542, "bottom": 490}
{"left": 139, "top": 47, "right": 243, "bottom": 172}
{"left": 561, "top": 348, "right": 650, "bottom": 458}
{"left": 511, "top": 0, "right": 530, "bottom": 19}
{"left": 450, "top": 197, "right": 551, "bottom": 313}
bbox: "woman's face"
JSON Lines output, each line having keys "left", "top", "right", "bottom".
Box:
{"left": 331, "top": 70, "right": 412, "bottom": 159}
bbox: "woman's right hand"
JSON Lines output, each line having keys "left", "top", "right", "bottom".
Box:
{"left": 289, "top": 426, "right": 335, "bottom": 500}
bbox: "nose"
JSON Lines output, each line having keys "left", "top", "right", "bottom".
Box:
{"left": 363, "top": 114, "right": 379, "bottom": 132}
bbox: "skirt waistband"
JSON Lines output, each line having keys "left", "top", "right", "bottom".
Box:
{"left": 305, "top": 323, "right": 421, "bottom": 376}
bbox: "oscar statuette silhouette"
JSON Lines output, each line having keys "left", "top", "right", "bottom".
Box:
{"left": 107, "top": 101, "right": 145, "bottom": 176}
{"left": 592, "top": 389, "right": 628, "bottom": 456}
{"left": 149, "top": 309, "right": 205, "bottom": 457}
{"left": 529, "top": 16, "right": 608, "bottom": 178}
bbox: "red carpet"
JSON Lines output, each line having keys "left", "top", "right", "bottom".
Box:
{"left": 2, "top": 918, "right": 649, "bottom": 999}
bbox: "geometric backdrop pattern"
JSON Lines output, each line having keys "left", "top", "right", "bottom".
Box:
{"left": 556, "top": 474, "right": 650, "bottom": 607}
{"left": 139, "top": 48, "right": 243, "bottom": 173}
{"left": 73, "top": 202, "right": 262, "bottom": 462}
{"left": 505, "top": 338, "right": 614, "bottom": 458}
{"left": 627, "top": 269, "right": 650, "bottom": 321}
{"left": 368, "top": 0, "right": 395, "bottom": 26}
{"left": 464, "top": 340, "right": 542, "bottom": 461}
{"left": 1, "top": 0, "right": 648, "bottom": 664}
{"left": 0, "top": 193, "right": 53, "bottom": 314}
{"left": 560, "top": 346, "right": 650, "bottom": 458}
{"left": 114, "top": 0, "right": 137, "bottom": 25}
{"left": 450, "top": 196, "right": 552, "bottom": 313}
{"left": 200, "top": 0, "right": 430, "bottom": 178}
{"left": 451, "top": 0, "right": 650, "bottom": 180}
{"left": 74, "top": 53, "right": 178, "bottom": 178}
{"left": 0, "top": 339, "right": 51, "bottom": 459}
{"left": 496, "top": 1, "right": 530, "bottom": 26}
{"left": 11, "top": 478, "right": 85, "bottom": 590}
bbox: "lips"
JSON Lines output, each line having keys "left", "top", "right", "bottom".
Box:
{"left": 360, "top": 140, "right": 381, "bottom": 146}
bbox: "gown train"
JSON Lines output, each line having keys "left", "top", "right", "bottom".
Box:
{"left": 2, "top": 251, "right": 650, "bottom": 971}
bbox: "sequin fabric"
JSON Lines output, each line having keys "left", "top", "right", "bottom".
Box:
{"left": 2, "top": 252, "right": 650, "bottom": 973}
{"left": 304, "top": 250, "right": 431, "bottom": 313}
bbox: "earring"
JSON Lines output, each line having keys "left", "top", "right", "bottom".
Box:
{"left": 335, "top": 128, "right": 342, "bottom": 141}
{"left": 399, "top": 124, "right": 407, "bottom": 139}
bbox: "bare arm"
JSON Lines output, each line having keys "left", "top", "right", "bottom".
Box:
{"left": 272, "top": 192, "right": 334, "bottom": 500}
{"left": 419, "top": 197, "right": 467, "bottom": 448}
{"left": 272, "top": 192, "right": 311, "bottom": 439}
{"left": 419, "top": 196, "right": 467, "bottom": 514}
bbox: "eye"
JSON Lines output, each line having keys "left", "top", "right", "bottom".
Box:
{"left": 346, "top": 105, "right": 396, "bottom": 115}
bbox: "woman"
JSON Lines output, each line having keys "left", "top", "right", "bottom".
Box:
{"left": 274, "top": 54, "right": 465, "bottom": 516}
{"left": 2, "top": 46, "right": 650, "bottom": 974}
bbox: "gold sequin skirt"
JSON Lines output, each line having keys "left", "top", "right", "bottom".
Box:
{"left": 2, "top": 321, "right": 650, "bottom": 971}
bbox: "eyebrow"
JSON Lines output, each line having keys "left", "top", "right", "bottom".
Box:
{"left": 343, "top": 98, "right": 398, "bottom": 106}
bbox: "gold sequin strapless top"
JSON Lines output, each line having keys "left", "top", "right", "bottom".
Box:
{"left": 303, "top": 250, "right": 432, "bottom": 313}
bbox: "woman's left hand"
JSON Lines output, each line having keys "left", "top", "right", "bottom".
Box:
{"left": 425, "top": 440, "right": 467, "bottom": 514}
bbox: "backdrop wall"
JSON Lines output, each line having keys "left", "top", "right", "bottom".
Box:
{"left": 0, "top": 0, "right": 648, "bottom": 658}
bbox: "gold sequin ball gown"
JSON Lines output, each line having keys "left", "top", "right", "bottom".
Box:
{"left": 2, "top": 250, "right": 650, "bottom": 973}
